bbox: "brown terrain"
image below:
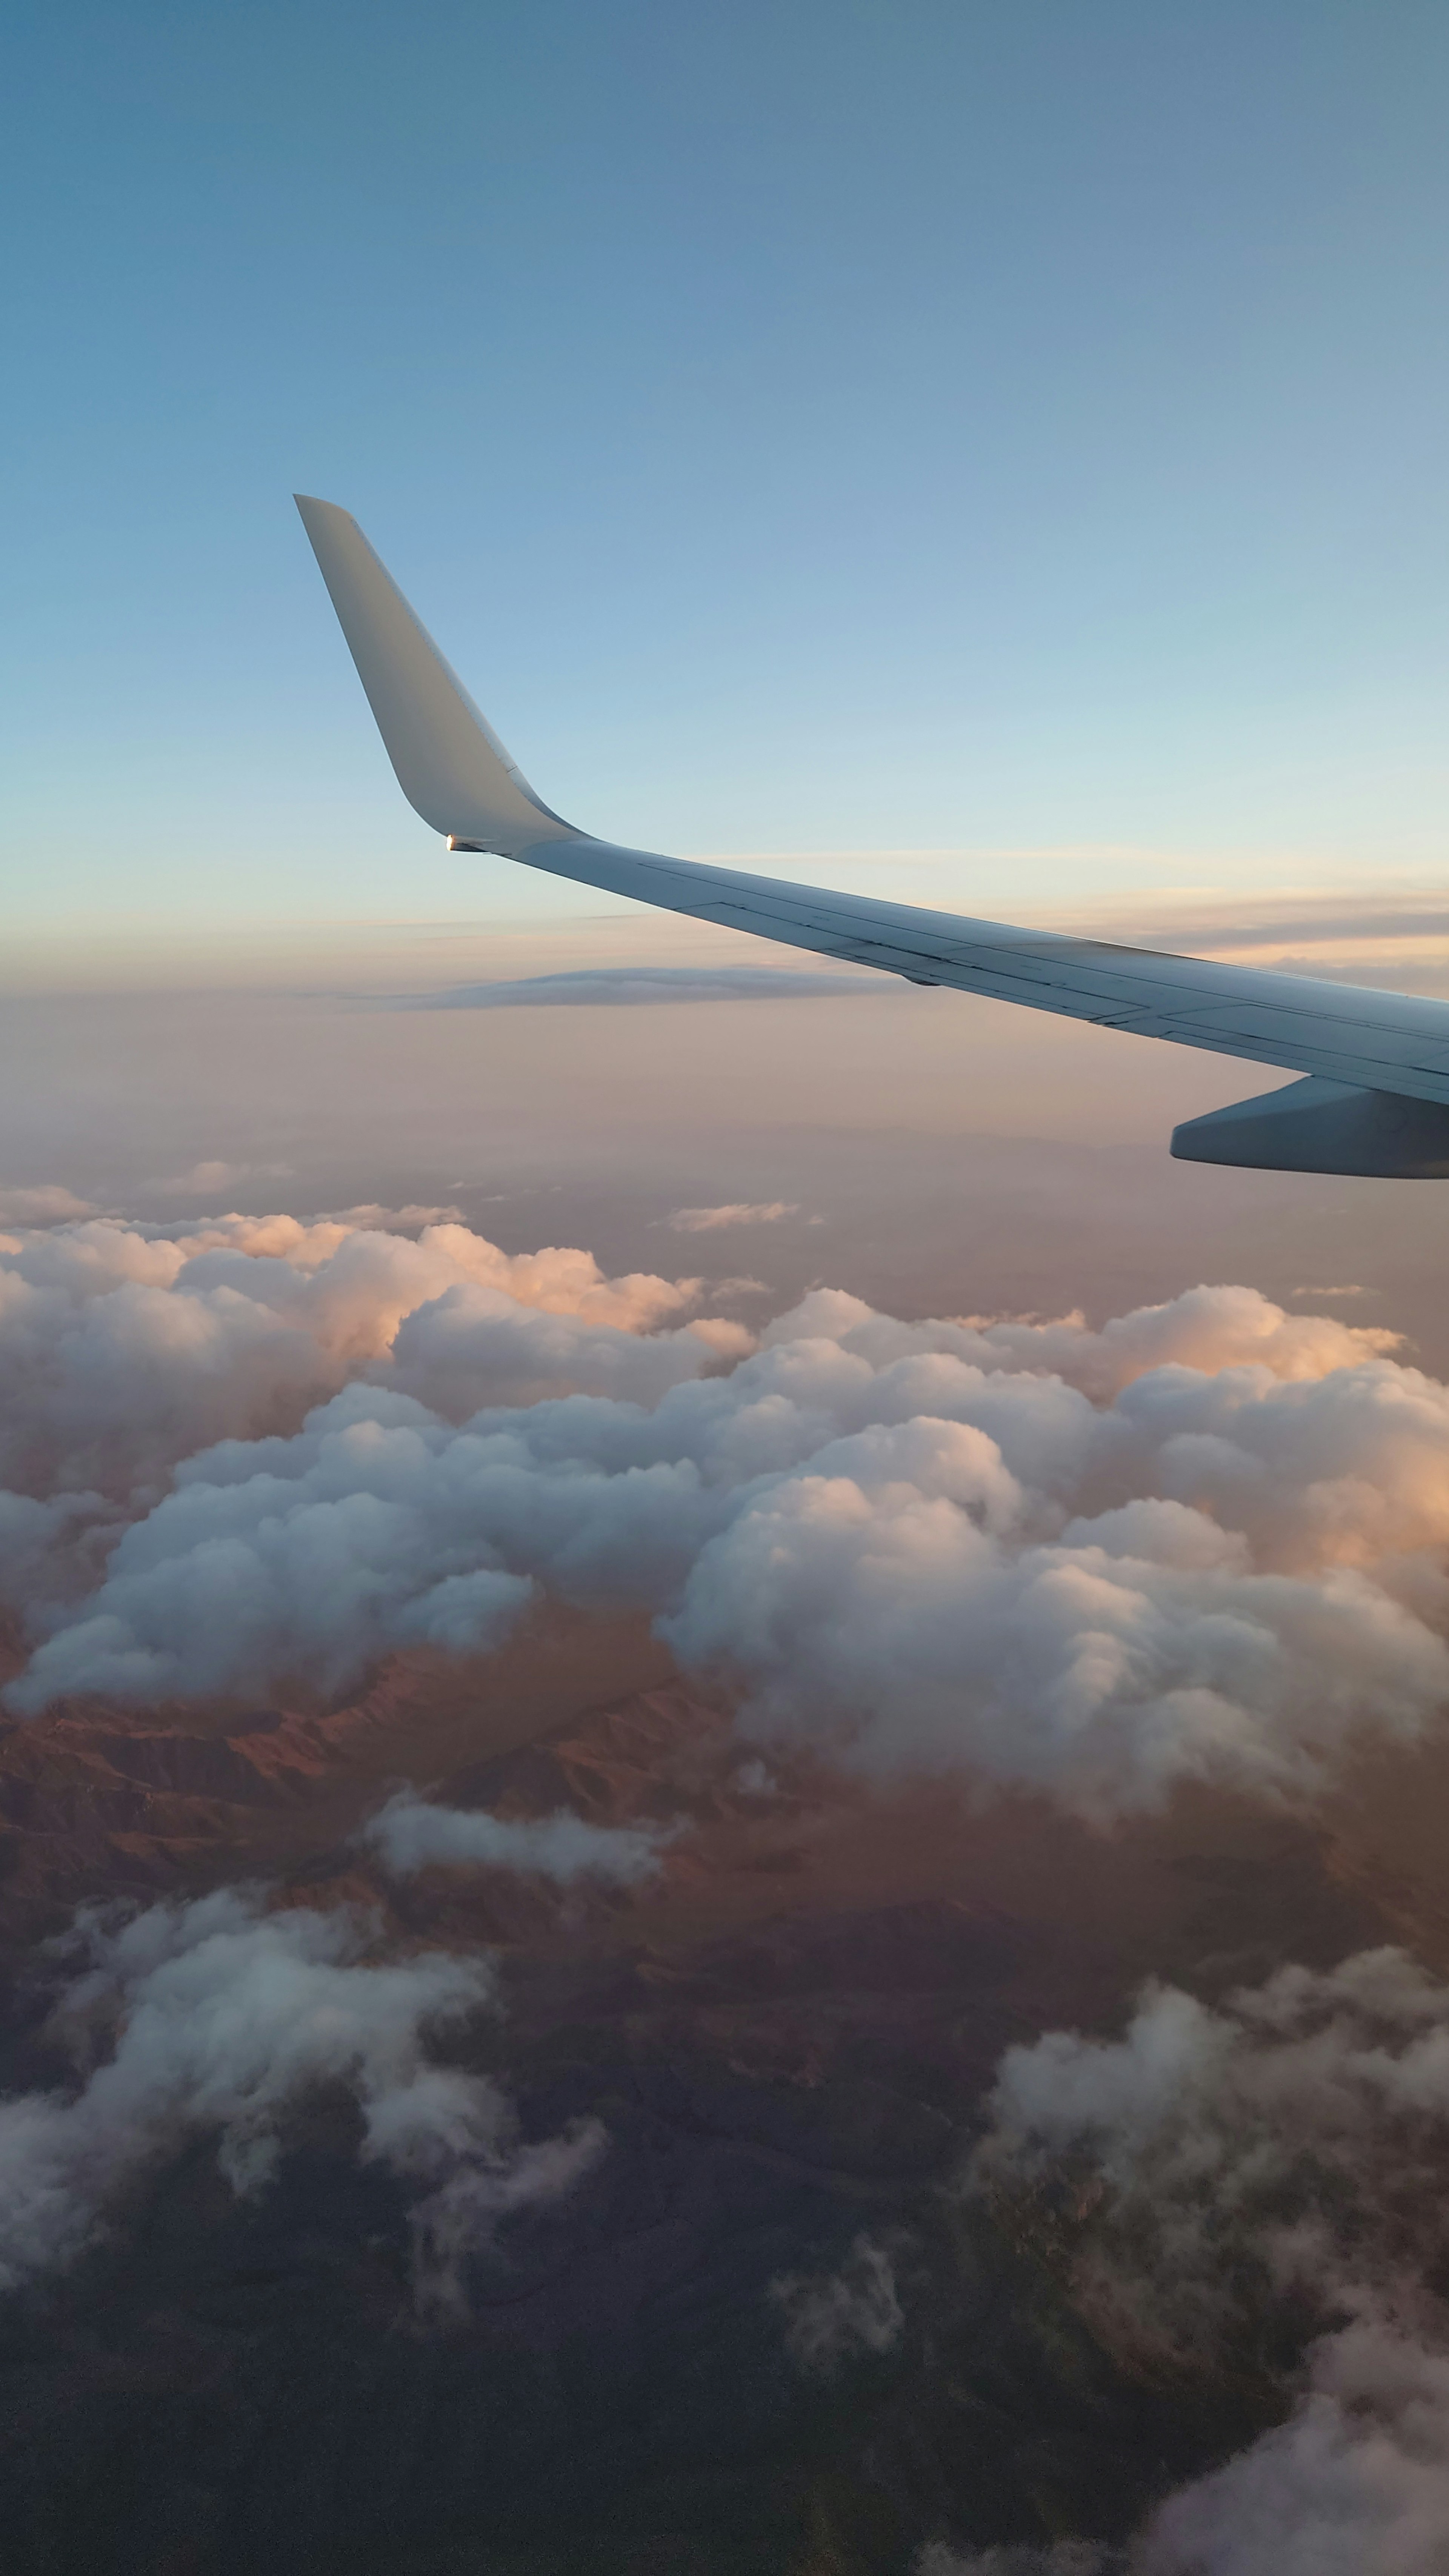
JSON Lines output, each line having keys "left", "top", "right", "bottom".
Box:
{"left": 0, "top": 1609, "right": 1445, "bottom": 2575}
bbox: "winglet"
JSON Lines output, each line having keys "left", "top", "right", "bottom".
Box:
{"left": 294, "top": 496, "right": 580, "bottom": 855}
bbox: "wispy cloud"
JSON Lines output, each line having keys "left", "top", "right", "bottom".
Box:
{"left": 1178, "top": 904, "right": 1449, "bottom": 950}
{"left": 361, "top": 1791, "right": 676, "bottom": 1885}
{"left": 375, "top": 966, "right": 883, "bottom": 1010}
{"left": 1065, "top": 890, "right": 1449, "bottom": 991}
{"left": 772, "top": 2235, "right": 904, "bottom": 2375}
{"left": 321, "top": 1202, "right": 465, "bottom": 1231}
{"left": 666, "top": 1201, "right": 800, "bottom": 1233}
{"left": 0, "top": 1885, "right": 601, "bottom": 2311}
{"left": 149, "top": 1159, "right": 292, "bottom": 1198}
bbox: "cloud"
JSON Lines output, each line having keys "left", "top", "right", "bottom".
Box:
{"left": 361, "top": 1790, "right": 675, "bottom": 1885}
{"left": 0, "top": 1185, "right": 97, "bottom": 1226}
{"left": 976, "top": 1946, "right": 1449, "bottom": 2329}
{"left": 772, "top": 2234, "right": 904, "bottom": 2374}
{"left": 9, "top": 1249, "right": 1449, "bottom": 1822}
{"left": 408, "top": 2118, "right": 606, "bottom": 2319}
{"left": 918, "top": 2548, "right": 1120, "bottom": 2574}
{"left": 0, "top": 1886, "right": 600, "bottom": 2307}
{"left": 1143, "top": 2321, "right": 1449, "bottom": 2576}
{"left": 381, "top": 965, "right": 883, "bottom": 1008}
{"left": 150, "top": 1160, "right": 291, "bottom": 1197}
{"left": 969, "top": 1949, "right": 1449, "bottom": 2573}
{"left": 1158, "top": 902, "right": 1449, "bottom": 954}
{"left": 13, "top": 1208, "right": 1449, "bottom": 2554}
{"left": 7, "top": 1491, "right": 537, "bottom": 1706}
{"left": 0, "top": 1208, "right": 721, "bottom": 1507}
{"left": 666, "top": 1202, "right": 800, "bottom": 1232}
{"left": 322, "top": 1203, "right": 466, "bottom": 1231}
{"left": 734, "top": 1758, "right": 778, "bottom": 1796}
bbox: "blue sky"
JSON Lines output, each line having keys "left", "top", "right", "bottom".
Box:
{"left": 4, "top": 0, "right": 1448, "bottom": 966}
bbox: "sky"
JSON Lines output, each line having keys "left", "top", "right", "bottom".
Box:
{"left": 3, "top": 0, "right": 1448, "bottom": 977}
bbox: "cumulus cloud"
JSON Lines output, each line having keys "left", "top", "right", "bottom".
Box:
{"left": 0, "top": 1886, "right": 600, "bottom": 2305}
{"left": 0, "top": 1208, "right": 721, "bottom": 1508}
{"left": 771, "top": 2234, "right": 904, "bottom": 2374}
{"left": 0, "top": 1184, "right": 97, "bottom": 1226}
{"left": 976, "top": 1947, "right": 1449, "bottom": 2341}
{"left": 1143, "top": 2320, "right": 1449, "bottom": 2576}
{"left": 361, "top": 1790, "right": 675, "bottom": 1885}
{"left": 792, "top": 1277, "right": 1402, "bottom": 1402}
{"left": 9, "top": 1248, "right": 1449, "bottom": 1822}
{"left": 666, "top": 1202, "right": 800, "bottom": 1232}
{"left": 970, "top": 1948, "right": 1449, "bottom": 2574}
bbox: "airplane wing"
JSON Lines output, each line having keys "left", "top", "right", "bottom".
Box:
{"left": 295, "top": 494, "right": 1449, "bottom": 1178}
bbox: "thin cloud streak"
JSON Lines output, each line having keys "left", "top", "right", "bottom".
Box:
{"left": 361, "top": 1792, "right": 675, "bottom": 1885}
{"left": 375, "top": 966, "right": 886, "bottom": 1010}
{"left": 666, "top": 1202, "right": 800, "bottom": 1232}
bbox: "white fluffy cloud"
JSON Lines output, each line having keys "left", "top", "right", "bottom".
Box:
{"left": 0, "top": 1184, "right": 97, "bottom": 1226}
{"left": 977, "top": 1947, "right": 1449, "bottom": 2331}
{"left": 0, "top": 1209, "right": 726, "bottom": 1510}
{"left": 8, "top": 1233, "right": 1449, "bottom": 1820}
{"left": 971, "top": 1949, "right": 1449, "bottom": 2575}
{"left": 8, "top": 1209, "right": 1449, "bottom": 1821}
{"left": 1143, "top": 2320, "right": 1449, "bottom": 2576}
{"left": 361, "top": 1790, "right": 674, "bottom": 1885}
{"left": 0, "top": 1886, "right": 601, "bottom": 2307}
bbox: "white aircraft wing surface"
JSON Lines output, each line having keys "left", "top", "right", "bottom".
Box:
{"left": 296, "top": 494, "right": 1449, "bottom": 1178}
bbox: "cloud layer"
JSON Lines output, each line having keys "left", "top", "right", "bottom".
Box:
{"left": 7, "top": 1201, "right": 1449, "bottom": 2559}
{"left": 6, "top": 1213, "right": 1449, "bottom": 1821}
